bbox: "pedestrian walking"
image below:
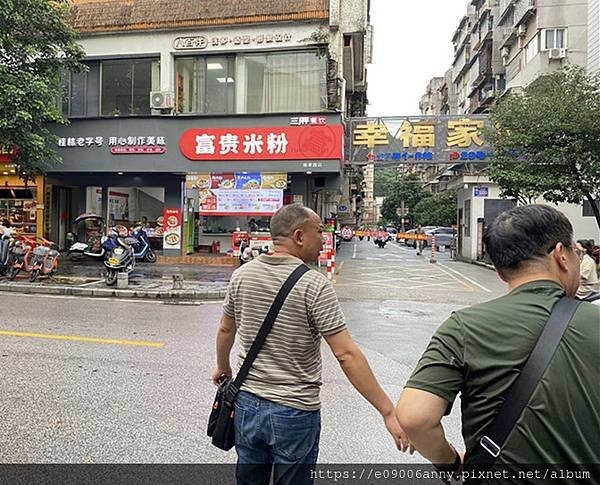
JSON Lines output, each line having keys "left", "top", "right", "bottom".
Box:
{"left": 575, "top": 239, "right": 599, "bottom": 299}
{"left": 212, "top": 203, "right": 411, "bottom": 485}
{"left": 415, "top": 224, "right": 425, "bottom": 255}
{"left": 396, "top": 205, "right": 599, "bottom": 484}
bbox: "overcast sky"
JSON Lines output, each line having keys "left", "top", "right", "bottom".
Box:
{"left": 367, "top": 0, "right": 468, "bottom": 116}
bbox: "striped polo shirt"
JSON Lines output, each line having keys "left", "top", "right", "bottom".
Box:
{"left": 223, "top": 254, "right": 346, "bottom": 411}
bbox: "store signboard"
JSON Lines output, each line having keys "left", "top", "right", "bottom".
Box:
{"left": 0, "top": 146, "right": 17, "bottom": 164}
{"left": 474, "top": 186, "right": 489, "bottom": 197}
{"left": 200, "top": 189, "right": 283, "bottom": 216}
{"left": 319, "top": 232, "right": 334, "bottom": 263}
{"left": 163, "top": 208, "right": 182, "bottom": 250}
{"left": 179, "top": 125, "right": 344, "bottom": 161}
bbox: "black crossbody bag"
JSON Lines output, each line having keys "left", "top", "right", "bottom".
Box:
{"left": 465, "top": 296, "right": 582, "bottom": 484}
{"left": 207, "top": 264, "right": 310, "bottom": 451}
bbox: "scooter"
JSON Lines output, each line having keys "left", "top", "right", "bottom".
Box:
{"left": 9, "top": 235, "right": 37, "bottom": 280}
{"left": 129, "top": 225, "right": 157, "bottom": 263}
{"left": 67, "top": 214, "right": 106, "bottom": 262}
{"left": 29, "top": 238, "right": 60, "bottom": 282}
{"left": 102, "top": 227, "right": 137, "bottom": 286}
{"left": 0, "top": 234, "right": 14, "bottom": 276}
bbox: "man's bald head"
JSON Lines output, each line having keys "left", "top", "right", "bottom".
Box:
{"left": 270, "top": 204, "right": 315, "bottom": 239}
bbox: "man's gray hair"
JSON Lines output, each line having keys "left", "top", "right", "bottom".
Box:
{"left": 270, "top": 204, "right": 314, "bottom": 239}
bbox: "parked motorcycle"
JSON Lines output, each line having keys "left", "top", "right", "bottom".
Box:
{"left": 67, "top": 214, "right": 106, "bottom": 262}
{"left": 29, "top": 238, "right": 60, "bottom": 282}
{"left": 129, "top": 225, "right": 157, "bottom": 263}
{"left": 0, "top": 234, "right": 14, "bottom": 276}
{"left": 9, "top": 235, "right": 37, "bottom": 280}
{"left": 102, "top": 226, "right": 137, "bottom": 286}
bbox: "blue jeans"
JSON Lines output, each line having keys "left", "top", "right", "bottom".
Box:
{"left": 234, "top": 391, "right": 321, "bottom": 485}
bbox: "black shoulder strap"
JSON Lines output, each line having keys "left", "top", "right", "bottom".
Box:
{"left": 467, "top": 296, "right": 581, "bottom": 484}
{"left": 231, "top": 264, "right": 310, "bottom": 393}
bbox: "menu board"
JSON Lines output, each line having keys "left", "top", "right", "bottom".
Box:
{"left": 200, "top": 189, "right": 283, "bottom": 216}
{"left": 187, "top": 173, "right": 287, "bottom": 191}
{"left": 163, "top": 208, "right": 182, "bottom": 250}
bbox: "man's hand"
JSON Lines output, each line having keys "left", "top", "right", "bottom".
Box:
{"left": 383, "top": 412, "right": 415, "bottom": 454}
{"left": 211, "top": 367, "right": 232, "bottom": 386}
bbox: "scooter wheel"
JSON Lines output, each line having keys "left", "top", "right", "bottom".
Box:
{"left": 29, "top": 269, "right": 40, "bottom": 283}
{"left": 105, "top": 271, "right": 118, "bottom": 286}
{"left": 9, "top": 267, "right": 20, "bottom": 280}
{"left": 144, "top": 249, "right": 157, "bottom": 263}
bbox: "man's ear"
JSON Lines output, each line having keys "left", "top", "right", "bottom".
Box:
{"left": 292, "top": 228, "right": 304, "bottom": 245}
{"left": 497, "top": 270, "right": 508, "bottom": 283}
{"left": 551, "top": 242, "right": 570, "bottom": 271}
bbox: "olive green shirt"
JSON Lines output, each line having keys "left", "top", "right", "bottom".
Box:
{"left": 406, "top": 280, "right": 600, "bottom": 482}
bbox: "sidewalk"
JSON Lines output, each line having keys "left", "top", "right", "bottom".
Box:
{"left": 0, "top": 260, "right": 236, "bottom": 301}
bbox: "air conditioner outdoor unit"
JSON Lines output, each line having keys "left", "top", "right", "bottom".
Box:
{"left": 517, "top": 24, "right": 527, "bottom": 37}
{"left": 548, "top": 48, "right": 567, "bottom": 60}
{"left": 150, "top": 91, "right": 175, "bottom": 110}
{"left": 501, "top": 46, "right": 510, "bottom": 58}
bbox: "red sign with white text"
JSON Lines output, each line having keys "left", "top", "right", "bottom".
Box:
{"left": 179, "top": 125, "right": 343, "bottom": 161}
{"left": 163, "top": 208, "right": 182, "bottom": 250}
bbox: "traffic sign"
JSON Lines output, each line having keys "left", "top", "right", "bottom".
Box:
{"left": 340, "top": 226, "right": 354, "bottom": 241}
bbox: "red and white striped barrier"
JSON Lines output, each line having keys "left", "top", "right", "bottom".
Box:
{"left": 326, "top": 250, "right": 336, "bottom": 280}
{"left": 430, "top": 233, "right": 437, "bottom": 264}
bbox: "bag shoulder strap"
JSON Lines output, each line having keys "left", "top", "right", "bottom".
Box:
{"left": 468, "top": 296, "right": 582, "bottom": 481}
{"left": 231, "top": 264, "right": 310, "bottom": 393}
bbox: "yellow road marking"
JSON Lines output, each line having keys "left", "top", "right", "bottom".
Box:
{"left": 0, "top": 330, "right": 164, "bottom": 347}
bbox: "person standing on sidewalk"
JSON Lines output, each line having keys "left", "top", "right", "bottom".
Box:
{"left": 395, "top": 205, "right": 599, "bottom": 484}
{"left": 212, "top": 203, "right": 411, "bottom": 485}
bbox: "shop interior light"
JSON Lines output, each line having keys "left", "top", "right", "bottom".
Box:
{"left": 306, "top": 171, "right": 313, "bottom": 175}
{"left": 207, "top": 62, "right": 224, "bottom": 70}
{"left": 2, "top": 172, "right": 8, "bottom": 176}
{"left": 117, "top": 172, "right": 124, "bottom": 175}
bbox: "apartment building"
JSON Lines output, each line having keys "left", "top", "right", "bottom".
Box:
{"left": 589, "top": 0, "right": 600, "bottom": 73}
{"left": 40, "top": 0, "right": 372, "bottom": 255}
{"left": 499, "top": 0, "right": 588, "bottom": 91}
{"left": 419, "top": 77, "right": 445, "bottom": 115}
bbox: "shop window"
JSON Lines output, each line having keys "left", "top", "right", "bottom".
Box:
{"left": 0, "top": 188, "right": 38, "bottom": 235}
{"left": 238, "top": 51, "right": 327, "bottom": 113}
{"left": 176, "top": 56, "right": 235, "bottom": 114}
{"left": 542, "top": 28, "right": 567, "bottom": 50}
{"left": 101, "top": 59, "right": 160, "bottom": 116}
{"left": 60, "top": 70, "right": 87, "bottom": 117}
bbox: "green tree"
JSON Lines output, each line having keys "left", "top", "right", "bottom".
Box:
{"left": 488, "top": 66, "right": 600, "bottom": 229}
{"left": 373, "top": 166, "right": 397, "bottom": 197}
{"left": 413, "top": 190, "right": 457, "bottom": 227}
{"left": 0, "top": 0, "right": 84, "bottom": 180}
{"left": 380, "top": 173, "right": 430, "bottom": 226}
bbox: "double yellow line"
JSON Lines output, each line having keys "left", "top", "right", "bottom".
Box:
{"left": 0, "top": 330, "right": 164, "bottom": 348}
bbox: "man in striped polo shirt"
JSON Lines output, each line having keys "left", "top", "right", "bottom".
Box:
{"left": 212, "top": 204, "right": 411, "bottom": 485}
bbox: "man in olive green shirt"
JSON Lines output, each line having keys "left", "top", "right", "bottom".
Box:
{"left": 396, "top": 205, "right": 599, "bottom": 484}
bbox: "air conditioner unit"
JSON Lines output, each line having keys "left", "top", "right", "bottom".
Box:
{"left": 548, "top": 48, "right": 567, "bottom": 60}
{"left": 150, "top": 91, "right": 175, "bottom": 110}
{"left": 486, "top": 88, "right": 495, "bottom": 99}
{"left": 517, "top": 24, "right": 527, "bottom": 37}
{"left": 501, "top": 46, "right": 510, "bottom": 58}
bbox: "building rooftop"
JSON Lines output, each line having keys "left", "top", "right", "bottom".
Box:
{"left": 69, "top": 0, "right": 329, "bottom": 34}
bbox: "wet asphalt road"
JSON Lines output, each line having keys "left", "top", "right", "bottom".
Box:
{"left": 0, "top": 238, "right": 507, "bottom": 465}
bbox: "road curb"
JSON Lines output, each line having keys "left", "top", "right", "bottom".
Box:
{"left": 469, "top": 260, "right": 496, "bottom": 271}
{"left": 0, "top": 282, "right": 226, "bottom": 301}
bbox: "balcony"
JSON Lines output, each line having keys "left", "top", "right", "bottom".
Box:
{"left": 514, "top": 0, "right": 536, "bottom": 27}
{"left": 498, "top": 0, "right": 514, "bottom": 25}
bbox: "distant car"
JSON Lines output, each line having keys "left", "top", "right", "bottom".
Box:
{"left": 385, "top": 226, "right": 397, "bottom": 242}
{"left": 403, "top": 229, "right": 416, "bottom": 246}
{"left": 426, "top": 227, "right": 457, "bottom": 249}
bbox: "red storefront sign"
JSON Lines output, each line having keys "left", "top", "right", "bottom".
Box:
{"left": 179, "top": 125, "right": 344, "bottom": 161}
{"left": 163, "top": 208, "right": 182, "bottom": 250}
{"left": 0, "top": 146, "right": 18, "bottom": 164}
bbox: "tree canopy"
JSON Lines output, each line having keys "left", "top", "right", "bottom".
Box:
{"left": 380, "top": 173, "right": 430, "bottom": 226}
{"left": 413, "top": 190, "right": 457, "bottom": 227}
{"left": 0, "top": 0, "right": 84, "bottom": 180}
{"left": 488, "top": 66, "right": 600, "bottom": 229}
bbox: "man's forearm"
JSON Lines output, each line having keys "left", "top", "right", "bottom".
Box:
{"left": 406, "top": 423, "right": 456, "bottom": 465}
{"left": 337, "top": 349, "right": 394, "bottom": 416}
{"left": 215, "top": 326, "right": 236, "bottom": 370}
